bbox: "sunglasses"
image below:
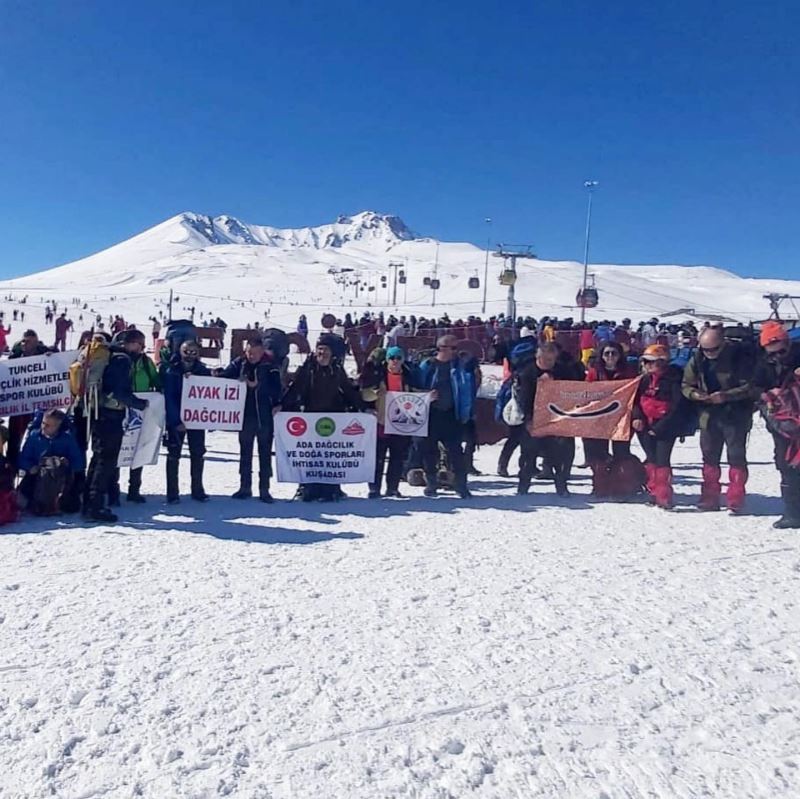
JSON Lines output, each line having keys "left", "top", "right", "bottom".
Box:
{"left": 602, "top": 350, "right": 619, "bottom": 357}
{"left": 701, "top": 346, "right": 721, "bottom": 354}
{"left": 388, "top": 355, "right": 403, "bottom": 360}
{"left": 768, "top": 347, "right": 789, "bottom": 357}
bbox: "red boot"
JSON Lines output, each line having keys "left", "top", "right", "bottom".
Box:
{"left": 654, "top": 466, "right": 674, "bottom": 509}
{"left": 698, "top": 464, "right": 722, "bottom": 511}
{"left": 727, "top": 466, "right": 748, "bottom": 513}
{"left": 644, "top": 463, "right": 657, "bottom": 504}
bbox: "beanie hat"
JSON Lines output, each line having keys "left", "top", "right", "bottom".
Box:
{"left": 386, "top": 346, "right": 404, "bottom": 359}
{"left": 760, "top": 321, "right": 789, "bottom": 347}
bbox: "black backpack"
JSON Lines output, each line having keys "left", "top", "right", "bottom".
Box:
{"left": 262, "top": 328, "right": 290, "bottom": 361}
{"left": 32, "top": 456, "right": 71, "bottom": 516}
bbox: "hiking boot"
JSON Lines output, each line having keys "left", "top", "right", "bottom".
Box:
{"left": 259, "top": 490, "right": 274, "bottom": 504}
{"left": 89, "top": 507, "right": 118, "bottom": 523}
{"left": 423, "top": 487, "right": 437, "bottom": 498}
{"left": 232, "top": 487, "right": 252, "bottom": 499}
{"left": 385, "top": 489, "right": 403, "bottom": 498}
{"left": 126, "top": 492, "right": 146, "bottom": 504}
{"left": 367, "top": 489, "right": 381, "bottom": 499}
{"left": 457, "top": 488, "right": 473, "bottom": 499}
{"left": 191, "top": 491, "right": 210, "bottom": 502}
{"left": 773, "top": 515, "right": 800, "bottom": 530}
{"left": 167, "top": 496, "right": 180, "bottom": 505}
{"left": 468, "top": 467, "right": 483, "bottom": 476}
{"left": 497, "top": 466, "right": 510, "bottom": 478}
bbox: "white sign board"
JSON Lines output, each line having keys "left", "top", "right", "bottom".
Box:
{"left": 180, "top": 376, "right": 246, "bottom": 431}
{"left": 0, "top": 350, "right": 78, "bottom": 417}
{"left": 274, "top": 412, "right": 376, "bottom": 484}
{"left": 117, "top": 393, "right": 166, "bottom": 469}
{"left": 384, "top": 391, "right": 431, "bottom": 437}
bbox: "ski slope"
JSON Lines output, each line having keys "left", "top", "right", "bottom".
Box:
{"left": 1, "top": 424, "right": 798, "bottom": 798}
{"left": 1, "top": 211, "right": 798, "bottom": 345}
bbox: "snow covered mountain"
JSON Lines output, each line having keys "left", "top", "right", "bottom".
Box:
{"left": 2, "top": 210, "right": 799, "bottom": 336}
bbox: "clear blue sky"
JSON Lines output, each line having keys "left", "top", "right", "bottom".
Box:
{"left": 2, "top": 0, "right": 798, "bottom": 279}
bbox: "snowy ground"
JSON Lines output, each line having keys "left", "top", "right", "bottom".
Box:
{"left": 1, "top": 422, "right": 799, "bottom": 799}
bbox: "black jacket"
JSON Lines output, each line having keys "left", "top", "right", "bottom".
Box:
{"left": 281, "top": 356, "right": 366, "bottom": 413}
{"left": 516, "top": 360, "right": 579, "bottom": 423}
{"left": 221, "top": 354, "right": 282, "bottom": 427}
{"left": 752, "top": 343, "right": 800, "bottom": 393}
{"left": 103, "top": 347, "right": 148, "bottom": 413}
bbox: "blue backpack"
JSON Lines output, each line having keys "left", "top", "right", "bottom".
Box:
{"left": 494, "top": 376, "right": 514, "bottom": 422}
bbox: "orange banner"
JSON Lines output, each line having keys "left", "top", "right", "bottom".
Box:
{"left": 529, "top": 377, "right": 640, "bottom": 440}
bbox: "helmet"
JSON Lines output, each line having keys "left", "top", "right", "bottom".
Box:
{"left": 114, "top": 328, "right": 145, "bottom": 346}
{"left": 641, "top": 344, "right": 669, "bottom": 361}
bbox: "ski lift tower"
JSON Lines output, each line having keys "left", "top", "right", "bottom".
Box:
{"left": 493, "top": 244, "right": 536, "bottom": 320}
{"left": 764, "top": 293, "right": 800, "bottom": 321}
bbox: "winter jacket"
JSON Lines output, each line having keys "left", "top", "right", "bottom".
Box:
{"left": 633, "top": 366, "right": 684, "bottom": 438}
{"left": 160, "top": 355, "right": 211, "bottom": 428}
{"left": 9, "top": 341, "right": 54, "bottom": 359}
{"left": 359, "top": 362, "right": 416, "bottom": 427}
{"left": 281, "top": 356, "right": 365, "bottom": 413}
{"left": 220, "top": 354, "right": 282, "bottom": 427}
{"left": 102, "top": 347, "right": 149, "bottom": 413}
{"left": 681, "top": 341, "right": 754, "bottom": 429}
{"left": 515, "top": 359, "right": 578, "bottom": 423}
{"left": 752, "top": 343, "right": 800, "bottom": 394}
{"left": 0, "top": 325, "right": 10, "bottom": 351}
{"left": 413, "top": 357, "right": 475, "bottom": 424}
{"left": 18, "top": 425, "right": 85, "bottom": 473}
{"left": 586, "top": 362, "right": 637, "bottom": 382}
{"left": 130, "top": 353, "right": 161, "bottom": 393}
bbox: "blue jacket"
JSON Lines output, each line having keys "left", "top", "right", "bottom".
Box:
{"left": 159, "top": 355, "right": 211, "bottom": 428}
{"left": 413, "top": 357, "right": 475, "bottom": 424}
{"left": 19, "top": 426, "right": 85, "bottom": 473}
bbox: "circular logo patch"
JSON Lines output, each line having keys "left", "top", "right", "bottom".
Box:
{"left": 286, "top": 416, "right": 307, "bottom": 436}
{"left": 315, "top": 417, "right": 336, "bottom": 437}
{"left": 386, "top": 393, "right": 428, "bottom": 435}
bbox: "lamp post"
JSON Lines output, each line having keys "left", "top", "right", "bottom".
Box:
{"left": 580, "top": 180, "right": 599, "bottom": 323}
{"left": 481, "top": 217, "right": 492, "bottom": 314}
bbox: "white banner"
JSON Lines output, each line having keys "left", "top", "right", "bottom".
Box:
{"left": 117, "top": 393, "right": 166, "bottom": 469}
{"left": 0, "top": 350, "right": 78, "bottom": 417}
{"left": 180, "top": 376, "right": 246, "bottom": 431}
{"left": 384, "top": 391, "right": 432, "bottom": 437}
{"left": 274, "top": 412, "right": 376, "bottom": 484}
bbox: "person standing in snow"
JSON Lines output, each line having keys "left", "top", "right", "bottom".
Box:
{"left": 682, "top": 326, "right": 755, "bottom": 513}
{"left": 219, "top": 338, "right": 282, "bottom": 503}
{"left": 160, "top": 340, "right": 211, "bottom": 504}
{"left": 296, "top": 315, "right": 309, "bottom": 340}
{"left": 0, "top": 322, "right": 10, "bottom": 353}
{"left": 632, "top": 345, "right": 684, "bottom": 509}
{"left": 54, "top": 312, "right": 73, "bottom": 352}
{"left": 752, "top": 322, "right": 800, "bottom": 528}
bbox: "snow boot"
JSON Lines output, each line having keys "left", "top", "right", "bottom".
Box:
{"left": 644, "top": 462, "right": 658, "bottom": 504}
{"left": 774, "top": 476, "right": 800, "bottom": 529}
{"left": 127, "top": 468, "right": 146, "bottom": 503}
{"left": 698, "top": 464, "right": 722, "bottom": 511}
{"left": 258, "top": 472, "right": 273, "bottom": 503}
{"left": 654, "top": 466, "right": 674, "bottom": 509}
{"left": 190, "top": 453, "right": 209, "bottom": 501}
{"left": 232, "top": 473, "right": 252, "bottom": 499}
{"left": 166, "top": 457, "right": 180, "bottom": 503}
{"left": 726, "top": 466, "right": 748, "bottom": 514}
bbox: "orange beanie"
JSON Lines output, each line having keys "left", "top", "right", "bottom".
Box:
{"left": 760, "top": 321, "right": 789, "bottom": 347}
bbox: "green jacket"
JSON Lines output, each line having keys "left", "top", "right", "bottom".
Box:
{"left": 681, "top": 341, "right": 754, "bottom": 429}
{"left": 131, "top": 354, "right": 161, "bottom": 392}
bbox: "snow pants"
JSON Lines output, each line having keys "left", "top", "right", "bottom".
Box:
{"left": 370, "top": 434, "right": 411, "bottom": 495}
{"left": 85, "top": 409, "right": 125, "bottom": 513}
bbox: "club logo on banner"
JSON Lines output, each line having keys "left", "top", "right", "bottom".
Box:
{"left": 0, "top": 350, "right": 78, "bottom": 417}
{"left": 118, "top": 393, "right": 166, "bottom": 469}
{"left": 530, "top": 377, "right": 640, "bottom": 441}
{"left": 384, "top": 391, "right": 432, "bottom": 437}
{"left": 180, "top": 377, "right": 246, "bottom": 431}
{"left": 274, "top": 412, "right": 377, "bottom": 484}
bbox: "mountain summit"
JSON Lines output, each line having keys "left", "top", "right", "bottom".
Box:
{"left": 178, "top": 210, "right": 415, "bottom": 250}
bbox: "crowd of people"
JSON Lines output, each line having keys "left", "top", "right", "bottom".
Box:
{"left": 0, "top": 309, "right": 798, "bottom": 531}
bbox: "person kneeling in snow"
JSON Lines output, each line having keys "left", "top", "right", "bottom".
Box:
{"left": 17, "top": 409, "right": 85, "bottom": 516}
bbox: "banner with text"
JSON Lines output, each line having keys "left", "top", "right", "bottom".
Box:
{"left": 180, "top": 376, "right": 246, "bottom": 431}
{"left": 117, "top": 393, "right": 166, "bottom": 469}
{"left": 0, "top": 350, "right": 78, "bottom": 417}
{"left": 530, "top": 377, "right": 640, "bottom": 441}
{"left": 384, "top": 391, "right": 432, "bottom": 437}
{"left": 274, "top": 412, "right": 376, "bottom": 484}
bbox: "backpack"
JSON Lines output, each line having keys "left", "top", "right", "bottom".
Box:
{"left": 69, "top": 339, "right": 111, "bottom": 419}
{"left": 31, "top": 456, "right": 71, "bottom": 516}
{"left": 760, "top": 375, "right": 800, "bottom": 467}
{"left": 494, "top": 377, "right": 513, "bottom": 422}
{"left": 163, "top": 319, "right": 197, "bottom": 359}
